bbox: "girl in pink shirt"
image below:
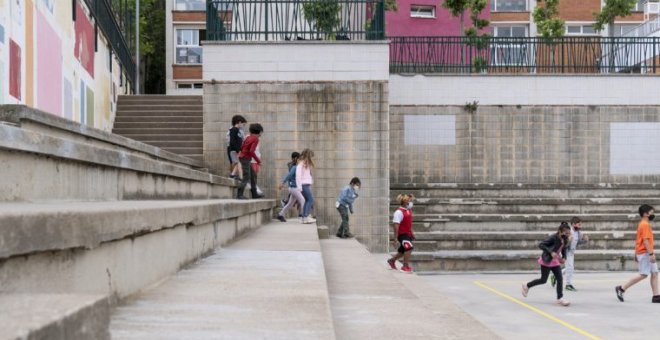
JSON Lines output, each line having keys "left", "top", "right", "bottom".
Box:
{"left": 296, "top": 149, "right": 316, "bottom": 224}
{"left": 522, "top": 222, "right": 572, "bottom": 306}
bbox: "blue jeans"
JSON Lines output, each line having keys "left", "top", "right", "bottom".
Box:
{"left": 302, "top": 184, "right": 314, "bottom": 217}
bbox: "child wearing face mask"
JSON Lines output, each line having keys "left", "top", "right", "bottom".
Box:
{"left": 335, "top": 177, "right": 361, "bottom": 238}
{"left": 387, "top": 194, "right": 415, "bottom": 273}
{"left": 615, "top": 204, "right": 660, "bottom": 303}
{"left": 522, "top": 222, "right": 572, "bottom": 306}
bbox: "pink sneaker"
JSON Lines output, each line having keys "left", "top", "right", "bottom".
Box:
{"left": 400, "top": 264, "right": 413, "bottom": 274}
{"left": 521, "top": 283, "right": 529, "bottom": 298}
{"left": 387, "top": 258, "right": 397, "bottom": 270}
{"left": 557, "top": 298, "right": 571, "bottom": 307}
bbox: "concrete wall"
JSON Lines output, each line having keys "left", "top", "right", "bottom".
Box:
{"left": 0, "top": 0, "right": 131, "bottom": 131}
{"left": 390, "top": 105, "right": 660, "bottom": 184}
{"left": 390, "top": 74, "right": 660, "bottom": 106}
{"left": 203, "top": 41, "right": 389, "bottom": 82}
{"left": 204, "top": 81, "right": 390, "bottom": 251}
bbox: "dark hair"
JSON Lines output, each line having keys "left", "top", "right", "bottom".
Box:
{"left": 291, "top": 152, "right": 300, "bottom": 159}
{"left": 249, "top": 123, "right": 263, "bottom": 135}
{"left": 570, "top": 216, "right": 581, "bottom": 225}
{"left": 350, "top": 177, "right": 361, "bottom": 186}
{"left": 639, "top": 204, "right": 655, "bottom": 217}
{"left": 231, "top": 115, "right": 247, "bottom": 126}
{"left": 557, "top": 221, "right": 570, "bottom": 235}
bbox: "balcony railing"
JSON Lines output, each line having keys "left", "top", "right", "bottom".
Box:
{"left": 206, "top": 0, "right": 385, "bottom": 41}
{"left": 389, "top": 36, "right": 660, "bottom": 74}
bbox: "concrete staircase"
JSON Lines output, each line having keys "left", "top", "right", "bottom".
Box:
{"left": 113, "top": 95, "right": 203, "bottom": 163}
{"left": 391, "top": 183, "right": 660, "bottom": 272}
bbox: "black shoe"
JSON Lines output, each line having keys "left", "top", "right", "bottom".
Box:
{"left": 336, "top": 234, "right": 346, "bottom": 239}
{"left": 565, "top": 285, "right": 577, "bottom": 292}
{"left": 345, "top": 232, "right": 354, "bottom": 238}
{"left": 615, "top": 286, "right": 625, "bottom": 302}
{"left": 652, "top": 295, "right": 660, "bottom": 303}
{"left": 236, "top": 195, "right": 248, "bottom": 200}
{"left": 277, "top": 215, "right": 286, "bottom": 222}
{"left": 253, "top": 194, "right": 265, "bottom": 199}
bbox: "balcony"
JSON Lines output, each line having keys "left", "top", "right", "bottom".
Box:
{"left": 389, "top": 36, "right": 660, "bottom": 74}
{"left": 206, "top": 0, "right": 385, "bottom": 41}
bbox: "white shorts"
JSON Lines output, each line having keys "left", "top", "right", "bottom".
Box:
{"left": 637, "top": 253, "right": 659, "bottom": 276}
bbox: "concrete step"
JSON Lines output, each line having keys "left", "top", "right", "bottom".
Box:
{"left": 142, "top": 141, "right": 202, "bottom": 148}
{"left": 110, "top": 222, "right": 336, "bottom": 339}
{"left": 115, "top": 110, "right": 202, "bottom": 117}
{"left": 114, "top": 116, "right": 203, "bottom": 123}
{"left": 414, "top": 213, "right": 638, "bottom": 223}
{"left": 412, "top": 231, "right": 658, "bottom": 251}
{"left": 113, "top": 122, "right": 203, "bottom": 129}
{"left": 0, "top": 294, "right": 109, "bottom": 340}
{"left": 321, "top": 238, "right": 497, "bottom": 339}
{"left": 392, "top": 183, "right": 660, "bottom": 199}
{"left": 413, "top": 219, "right": 638, "bottom": 232}
{"left": 112, "top": 128, "right": 201, "bottom": 135}
{"left": 114, "top": 134, "right": 202, "bottom": 142}
{"left": 115, "top": 105, "right": 202, "bottom": 111}
{"left": 411, "top": 250, "right": 634, "bottom": 272}
{"left": 159, "top": 147, "right": 202, "bottom": 154}
{"left": 118, "top": 95, "right": 202, "bottom": 101}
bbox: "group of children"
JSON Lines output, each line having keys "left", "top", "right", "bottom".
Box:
{"left": 276, "top": 150, "right": 318, "bottom": 224}
{"left": 226, "top": 115, "right": 265, "bottom": 200}
{"left": 522, "top": 204, "right": 659, "bottom": 306}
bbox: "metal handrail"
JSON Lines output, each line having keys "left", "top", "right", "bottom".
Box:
{"left": 389, "top": 36, "right": 660, "bottom": 74}
{"left": 206, "top": 0, "right": 385, "bottom": 41}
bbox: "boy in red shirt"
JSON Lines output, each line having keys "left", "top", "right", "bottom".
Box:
{"left": 387, "top": 194, "right": 415, "bottom": 273}
{"left": 615, "top": 204, "right": 660, "bottom": 303}
{"left": 236, "top": 123, "right": 264, "bottom": 199}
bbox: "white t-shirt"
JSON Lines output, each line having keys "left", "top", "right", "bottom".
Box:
{"left": 393, "top": 209, "right": 404, "bottom": 224}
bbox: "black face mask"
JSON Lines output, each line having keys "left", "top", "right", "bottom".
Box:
{"left": 650, "top": 214, "right": 656, "bottom": 221}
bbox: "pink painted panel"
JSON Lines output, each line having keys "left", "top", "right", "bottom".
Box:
{"left": 74, "top": 1, "right": 95, "bottom": 78}
{"left": 36, "top": 10, "right": 62, "bottom": 116}
{"left": 386, "top": 0, "right": 492, "bottom": 37}
{"left": 9, "top": 39, "right": 21, "bottom": 100}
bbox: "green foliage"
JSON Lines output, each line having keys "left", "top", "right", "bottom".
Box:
{"left": 384, "top": 0, "right": 398, "bottom": 11}
{"left": 594, "top": 0, "right": 637, "bottom": 33}
{"left": 472, "top": 56, "right": 488, "bottom": 72}
{"left": 464, "top": 100, "right": 479, "bottom": 113}
{"left": 533, "top": 0, "right": 565, "bottom": 38}
{"left": 442, "top": 0, "right": 470, "bottom": 17}
{"left": 303, "top": 0, "right": 342, "bottom": 38}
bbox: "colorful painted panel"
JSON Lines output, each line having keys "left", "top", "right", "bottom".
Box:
{"left": 36, "top": 9, "right": 61, "bottom": 115}
{"left": 85, "top": 85, "right": 94, "bottom": 126}
{"left": 9, "top": 39, "right": 21, "bottom": 100}
{"left": 74, "top": 1, "right": 94, "bottom": 78}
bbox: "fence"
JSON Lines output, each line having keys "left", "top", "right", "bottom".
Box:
{"left": 83, "top": 0, "right": 136, "bottom": 88}
{"left": 389, "top": 36, "right": 660, "bottom": 74}
{"left": 206, "top": 0, "right": 385, "bottom": 41}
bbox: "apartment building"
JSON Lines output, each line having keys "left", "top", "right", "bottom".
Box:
{"left": 387, "top": 0, "right": 649, "bottom": 37}
{"left": 166, "top": 0, "right": 207, "bottom": 94}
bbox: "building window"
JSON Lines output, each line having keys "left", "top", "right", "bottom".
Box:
{"left": 410, "top": 5, "right": 436, "bottom": 18}
{"left": 175, "top": 0, "right": 205, "bottom": 11}
{"left": 177, "top": 82, "right": 203, "bottom": 89}
{"left": 491, "top": 0, "right": 527, "bottom": 12}
{"left": 565, "top": 24, "right": 597, "bottom": 35}
{"left": 176, "top": 29, "right": 205, "bottom": 64}
{"left": 613, "top": 24, "right": 638, "bottom": 36}
{"left": 492, "top": 25, "right": 528, "bottom": 37}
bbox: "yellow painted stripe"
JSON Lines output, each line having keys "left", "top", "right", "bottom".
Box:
{"left": 473, "top": 281, "right": 602, "bottom": 340}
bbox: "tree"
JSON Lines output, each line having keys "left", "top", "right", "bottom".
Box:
{"left": 594, "top": 0, "right": 637, "bottom": 37}
{"left": 464, "top": 0, "right": 490, "bottom": 72}
{"left": 442, "top": 0, "right": 470, "bottom": 36}
{"left": 532, "top": 0, "right": 565, "bottom": 38}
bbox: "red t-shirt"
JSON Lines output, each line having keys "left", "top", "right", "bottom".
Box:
{"left": 394, "top": 207, "right": 413, "bottom": 237}
{"left": 239, "top": 135, "right": 261, "bottom": 163}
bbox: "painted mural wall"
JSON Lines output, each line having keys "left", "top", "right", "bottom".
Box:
{"left": 0, "top": 0, "right": 130, "bottom": 131}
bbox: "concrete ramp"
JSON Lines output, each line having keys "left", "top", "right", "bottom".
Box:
{"left": 321, "top": 238, "right": 499, "bottom": 339}
{"left": 110, "top": 221, "right": 335, "bottom": 339}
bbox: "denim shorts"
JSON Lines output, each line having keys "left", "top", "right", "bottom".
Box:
{"left": 637, "top": 253, "right": 659, "bottom": 276}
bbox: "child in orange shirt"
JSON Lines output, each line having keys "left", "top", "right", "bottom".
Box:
{"left": 615, "top": 204, "right": 660, "bottom": 303}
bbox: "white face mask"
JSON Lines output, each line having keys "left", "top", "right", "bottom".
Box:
{"left": 407, "top": 202, "right": 413, "bottom": 209}
{"left": 353, "top": 185, "right": 360, "bottom": 192}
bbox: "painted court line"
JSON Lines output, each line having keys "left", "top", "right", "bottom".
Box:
{"left": 473, "top": 281, "right": 602, "bottom": 340}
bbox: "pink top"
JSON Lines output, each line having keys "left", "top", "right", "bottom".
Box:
{"left": 295, "top": 162, "right": 313, "bottom": 189}
{"left": 538, "top": 244, "right": 564, "bottom": 267}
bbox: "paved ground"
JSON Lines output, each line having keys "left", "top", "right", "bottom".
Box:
{"left": 422, "top": 272, "right": 660, "bottom": 340}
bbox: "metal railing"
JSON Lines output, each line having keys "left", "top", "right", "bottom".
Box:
{"left": 623, "top": 15, "right": 660, "bottom": 37}
{"left": 389, "top": 36, "right": 660, "bottom": 74}
{"left": 206, "top": 0, "right": 385, "bottom": 41}
{"left": 84, "top": 0, "right": 136, "bottom": 88}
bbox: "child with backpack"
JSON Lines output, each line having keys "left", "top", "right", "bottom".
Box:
{"left": 522, "top": 222, "right": 572, "bottom": 307}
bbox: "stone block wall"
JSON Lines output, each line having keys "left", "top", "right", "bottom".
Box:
{"left": 391, "top": 105, "right": 660, "bottom": 184}
{"left": 204, "top": 81, "right": 390, "bottom": 251}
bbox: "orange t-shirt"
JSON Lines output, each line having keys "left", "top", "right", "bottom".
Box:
{"left": 635, "top": 220, "right": 654, "bottom": 255}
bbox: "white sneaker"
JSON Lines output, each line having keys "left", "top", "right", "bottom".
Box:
{"left": 307, "top": 217, "right": 317, "bottom": 223}
{"left": 521, "top": 283, "right": 529, "bottom": 298}
{"left": 557, "top": 298, "right": 570, "bottom": 307}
